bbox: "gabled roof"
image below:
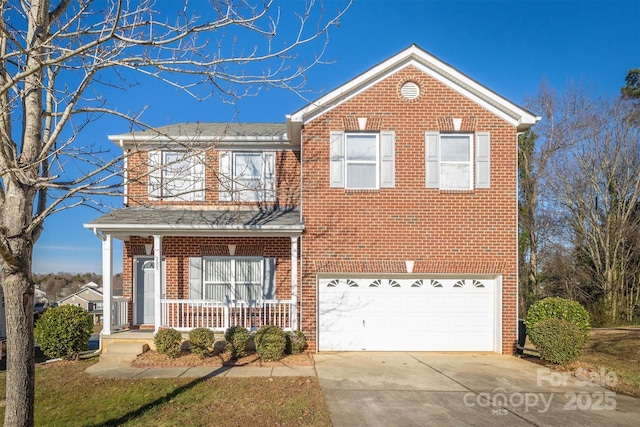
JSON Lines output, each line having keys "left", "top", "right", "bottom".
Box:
{"left": 57, "top": 287, "right": 103, "bottom": 304}
{"left": 288, "top": 44, "right": 540, "bottom": 132}
{"left": 108, "top": 122, "right": 290, "bottom": 149}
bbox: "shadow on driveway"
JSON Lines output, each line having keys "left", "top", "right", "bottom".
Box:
{"left": 314, "top": 352, "right": 639, "bottom": 427}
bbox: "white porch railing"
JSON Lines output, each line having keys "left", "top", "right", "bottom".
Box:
{"left": 111, "top": 297, "right": 130, "bottom": 329}
{"left": 161, "top": 299, "right": 294, "bottom": 332}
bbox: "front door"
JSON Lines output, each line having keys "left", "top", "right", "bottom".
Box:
{"left": 135, "top": 256, "right": 165, "bottom": 325}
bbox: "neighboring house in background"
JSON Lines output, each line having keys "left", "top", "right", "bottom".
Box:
{"left": 85, "top": 44, "right": 539, "bottom": 354}
{"left": 57, "top": 282, "right": 105, "bottom": 325}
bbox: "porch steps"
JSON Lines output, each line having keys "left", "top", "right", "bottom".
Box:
{"left": 100, "top": 342, "right": 149, "bottom": 363}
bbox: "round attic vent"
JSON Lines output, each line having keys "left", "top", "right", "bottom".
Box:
{"left": 400, "top": 81, "right": 420, "bottom": 100}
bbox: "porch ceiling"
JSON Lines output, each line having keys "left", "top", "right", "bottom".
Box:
{"left": 83, "top": 207, "right": 304, "bottom": 239}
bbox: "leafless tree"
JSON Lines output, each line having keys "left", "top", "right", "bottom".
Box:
{"left": 548, "top": 97, "right": 640, "bottom": 324}
{"left": 0, "top": 1, "right": 350, "bottom": 425}
{"left": 518, "top": 81, "right": 591, "bottom": 314}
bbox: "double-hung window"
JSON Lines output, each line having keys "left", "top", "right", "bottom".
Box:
{"left": 330, "top": 131, "right": 395, "bottom": 189}
{"left": 188, "top": 256, "right": 276, "bottom": 302}
{"left": 219, "top": 151, "right": 276, "bottom": 202}
{"left": 425, "top": 132, "right": 490, "bottom": 190}
{"left": 148, "top": 151, "right": 205, "bottom": 201}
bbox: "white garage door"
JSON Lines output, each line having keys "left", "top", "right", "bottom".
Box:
{"left": 318, "top": 277, "right": 497, "bottom": 351}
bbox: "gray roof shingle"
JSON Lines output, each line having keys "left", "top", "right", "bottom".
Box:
{"left": 109, "top": 122, "right": 288, "bottom": 141}
{"left": 84, "top": 207, "right": 304, "bottom": 237}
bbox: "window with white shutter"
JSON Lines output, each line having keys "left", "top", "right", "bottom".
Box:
{"left": 148, "top": 151, "right": 204, "bottom": 201}
{"left": 425, "top": 132, "right": 491, "bottom": 190}
{"left": 330, "top": 131, "right": 395, "bottom": 189}
{"left": 196, "top": 257, "right": 275, "bottom": 302}
{"left": 218, "top": 151, "right": 276, "bottom": 202}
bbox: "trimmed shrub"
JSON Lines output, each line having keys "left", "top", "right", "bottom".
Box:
{"left": 34, "top": 305, "right": 93, "bottom": 360}
{"left": 189, "top": 328, "right": 216, "bottom": 357}
{"left": 255, "top": 325, "right": 286, "bottom": 361}
{"left": 527, "top": 318, "right": 589, "bottom": 364}
{"left": 524, "top": 297, "right": 591, "bottom": 342}
{"left": 154, "top": 328, "right": 183, "bottom": 358}
{"left": 285, "top": 330, "right": 307, "bottom": 355}
{"left": 224, "top": 326, "right": 250, "bottom": 359}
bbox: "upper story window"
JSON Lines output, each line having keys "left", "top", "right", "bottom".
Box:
{"left": 425, "top": 132, "right": 490, "bottom": 190}
{"left": 148, "top": 151, "right": 205, "bottom": 201}
{"left": 330, "top": 131, "right": 395, "bottom": 189}
{"left": 219, "top": 151, "right": 275, "bottom": 202}
{"left": 440, "top": 134, "right": 473, "bottom": 189}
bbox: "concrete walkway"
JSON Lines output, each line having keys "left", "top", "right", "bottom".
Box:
{"left": 84, "top": 361, "right": 316, "bottom": 379}
{"left": 314, "top": 352, "right": 640, "bottom": 427}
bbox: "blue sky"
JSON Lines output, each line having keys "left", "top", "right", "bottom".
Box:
{"left": 32, "top": 0, "right": 640, "bottom": 274}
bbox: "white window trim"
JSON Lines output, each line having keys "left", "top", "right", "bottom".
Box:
{"left": 233, "top": 152, "right": 274, "bottom": 201}
{"left": 439, "top": 133, "right": 473, "bottom": 190}
{"left": 149, "top": 150, "right": 204, "bottom": 201}
{"left": 330, "top": 131, "right": 395, "bottom": 190}
{"left": 202, "top": 256, "right": 264, "bottom": 302}
{"left": 345, "top": 133, "right": 380, "bottom": 189}
{"left": 219, "top": 151, "right": 276, "bottom": 202}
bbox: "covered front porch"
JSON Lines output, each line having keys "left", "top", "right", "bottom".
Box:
{"left": 84, "top": 207, "right": 304, "bottom": 338}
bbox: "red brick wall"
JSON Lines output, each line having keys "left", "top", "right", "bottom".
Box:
{"left": 300, "top": 66, "right": 518, "bottom": 354}
{"left": 125, "top": 149, "right": 300, "bottom": 208}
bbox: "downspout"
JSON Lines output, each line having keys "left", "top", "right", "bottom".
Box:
{"left": 288, "top": 115, "right": 305, "bottom": 335}
{"left": 515, "top": 131, "right": 525, "bottom": 354}
{"left": 299, "top": 123, "right": 304, "bottom": 337}
{"left": 92, "top": 228, "right": 106, "bottom": 242}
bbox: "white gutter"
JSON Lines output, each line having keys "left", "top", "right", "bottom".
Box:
{"left": 91, "top": 228, "right": 106, "bottom": 242}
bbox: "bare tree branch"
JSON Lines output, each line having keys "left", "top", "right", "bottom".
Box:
{"left": 0, "top": 1, "right": 351, "bottom": 425}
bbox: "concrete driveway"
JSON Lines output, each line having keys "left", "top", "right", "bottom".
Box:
{"left": 314, "top": 352, "right": 639, "bottom": 426}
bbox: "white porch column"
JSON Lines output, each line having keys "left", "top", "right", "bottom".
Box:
{"left": 291, "top": 236, "right": 299, "bottom": 330}
{"left": 153, "top": 235, "right": 163, "bottom": 332}
{"left": 101, "top": 234, "right": 113, "bottom": 335}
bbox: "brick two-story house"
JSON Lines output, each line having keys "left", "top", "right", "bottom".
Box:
{"left": 85, "top": 45, "right": 538, "bottom": 354}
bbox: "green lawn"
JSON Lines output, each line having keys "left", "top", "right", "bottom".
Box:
{"left": 0, "top": 360, "right": 331, "bottom": 426}
{"left": 578, "top": 328, "right": 640, "bottom": 397}
{"left": 523, "top": 327, "right": 640, "bottom": 397}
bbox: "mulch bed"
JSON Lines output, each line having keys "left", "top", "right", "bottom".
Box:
{"left": 132, "top": 349, "right": 314, "bottom": 368}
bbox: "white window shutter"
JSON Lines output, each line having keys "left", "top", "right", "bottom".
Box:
{"left": 263, "top": 152, "right": 276, "bottom": 202}
{"left": 425, "top": 132, "right": 440, "bottom": 188}
{"left": 476, "top": 132, "right": 490, "bottom": 188}
{"left": 188, "top": 257, "right": 202, "bottom": 299}
{"left": 148, "top": 151, "right": 162, "bottom": 199}
{"left": 380, "top": 131, "right": 395, "bottom": 188}
{"left": 330, "top": 131, "right": 345, "bottom": 188}
{"left": 262, "top": 257, "right": 276, "bottom": 299}
{"left": 218, "top": 151, "right": 232, "bottom": 201}
{"left": 192, "top": 153, "right": 205, "bottom": 201}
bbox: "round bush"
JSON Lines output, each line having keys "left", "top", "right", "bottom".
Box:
{"left": 285, "top": 330, "right": 307, "bottom": 355}
{"left": 527, "top": 318, "right": 589, "bottom": 364}
{"left": 255, "top": 325, "right": 286, "bottom": 361}
{"left": 34, "top": 305, "right": 93, "bottom": 360}
{"left": 154, "top": 328, "right": 183, "bottom": 358}
{"left": 524, "top": 297, "right": 591, "bottom": 343}
{"left": 189, "top": 327, "right": 216, "bottom": 357}
{"left": 224, "top": 326, "right": 250, "bottom": 359}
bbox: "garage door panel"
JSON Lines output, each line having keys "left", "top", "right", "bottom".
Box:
{"left": 319, "top": 277, "right": 497, "bottom": 352}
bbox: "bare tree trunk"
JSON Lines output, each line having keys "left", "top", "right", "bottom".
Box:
{"left": 3, "top": 268, "right": 35, "bottom": 427}
{"left": 0, "top": 2, "right": 351, "bottom": 425}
